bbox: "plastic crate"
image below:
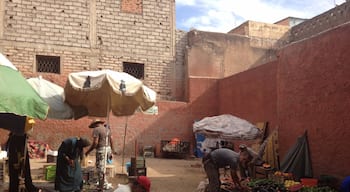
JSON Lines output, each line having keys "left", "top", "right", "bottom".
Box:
{"left": 45, "top": 165, "right": 56, "bottom": 181}
{"left": 300, "top": 178, "right": 318, "bottom": 187}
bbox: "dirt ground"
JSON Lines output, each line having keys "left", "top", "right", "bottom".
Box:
{"left": 1, "top": 155, "right": 207, "bottom": 192}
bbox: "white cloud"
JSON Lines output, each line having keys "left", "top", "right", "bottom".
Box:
{"left": 177, "top": 0, "right": 346, "bottom": 33}
{"left": 176, "top": 0, "right": 197, "bottom": 6}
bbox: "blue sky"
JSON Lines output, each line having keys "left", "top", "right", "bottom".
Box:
{"left": 176, "top": 0, "right": 346, "bottom": 33}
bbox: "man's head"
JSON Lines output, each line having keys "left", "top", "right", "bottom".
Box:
{"left": 239, "top": 150, "right": 250, "bottom": 163}
{"left": 77, "top": 137, "right": 91, "bottom": 148}
{"left": 239, "top": 144, "right": 247, "bottom": 151}
{"left": 132, "top": 176, "right": 151, "bottom": 192}
{"left": 88, "top": 119, "right": 105, "bottom": 128}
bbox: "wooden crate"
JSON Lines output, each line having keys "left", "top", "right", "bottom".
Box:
{"left": 82, "top": 167, "right": 95, "bottom": 184}
{"left": 105, "top": 165, "right": 115, "bottom": 178}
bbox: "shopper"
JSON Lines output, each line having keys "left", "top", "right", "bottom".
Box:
{"left": 202, "top": 148, "right": 249, "bottom": 192}
{"left": 55, "top": 137, "right": 91, "bottom": 192}
{"left": 85, "top": 119, "right": 117, "bottom": 191}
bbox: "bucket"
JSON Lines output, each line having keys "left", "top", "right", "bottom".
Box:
{"left": 300, "top": 178, "right": 318, "bottom": 187}
{"left": 126, "top": 161, "right": 131, "bottom": 172}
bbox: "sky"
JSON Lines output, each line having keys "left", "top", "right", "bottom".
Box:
{"left": 176, "top": 0, "right": 346, "bottom": 33}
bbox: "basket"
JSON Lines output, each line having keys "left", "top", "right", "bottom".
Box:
{"left": 300, "top": 178, "right": 318, "bottom": 187}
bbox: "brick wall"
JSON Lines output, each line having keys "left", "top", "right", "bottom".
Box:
{"left": 121, "top": 0, "right": 143, "bottom": 14}
{"left": 2, "top": 0, "right": 90, "bottom": 48}
{"left": 0, "top": 84, "right": 218, "bottom": 156}
{"left": 0, "top": 0, "right": 176, "bottom": 100}
{"left": 291, "top": 1, "right": 350, "bottom": 42}
{"left": 228, "top": 21, "right": 290, "bottom": 49}
{"left": 174, "top": 30, "right": 187, "bottom": 101}
{"left": 227, "top": 21, "right": 247, "bottom": 35}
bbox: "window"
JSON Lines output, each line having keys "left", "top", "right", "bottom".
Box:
{"left": 123, "top": 62, "right": 144, "bottom": 79}
{"left": 36, "top": 55, "right": 60, "bottom": 74}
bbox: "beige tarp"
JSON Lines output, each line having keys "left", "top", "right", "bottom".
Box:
{"left": 64, "top": 70, "right": 156, "bottom": 119}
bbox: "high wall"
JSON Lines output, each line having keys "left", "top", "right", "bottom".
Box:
{"left": 228, "top": 20, "right": 291, "bottom": 49}
{"left": 0, "top": 0, "right": 176, "bottom": 100}
{"left": 291, "top": 1, "right": 350, "bottom": 42}
{"left": 277, "top": 23, "right": 350, "bottom": 178}
{"left": 219, "top": 61, "right": 278, "bottom": 130}
{"left": 219, "top": 22, "right": 350, "bottom": 178}
{"left": 186, "top": 30, "right": 276, "bottom": 79}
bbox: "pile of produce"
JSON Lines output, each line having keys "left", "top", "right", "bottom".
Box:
{"left": 247, "top": 171, "right": 339, "bottom": 192}
{"left": 247, "top": 179, "right": 286, "bottom": 192}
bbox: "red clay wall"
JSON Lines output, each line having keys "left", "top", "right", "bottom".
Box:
{"left": 277, "top": 23, "right": 350, "bottom": 178}
{"left": 219, "top": 61, "right": 278, "bottom": 130}
{"left": 0, "top": 77, "right": 218, "bottom": 157}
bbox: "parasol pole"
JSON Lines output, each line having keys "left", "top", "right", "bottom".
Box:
{"left": 119, "top": 79, "right": 128, "bottom": 174}
{"left": 101, "top": 91, "right": 111, "bottom": 191}
{"left": 121, "top": 116, "right": 128, "bottom": 173}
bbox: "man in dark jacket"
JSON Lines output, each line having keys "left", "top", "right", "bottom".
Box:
{"left": 55, "top": 137, "right": 90, "bottom": 192}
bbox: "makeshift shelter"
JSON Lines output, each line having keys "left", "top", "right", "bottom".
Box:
{"left": 280, "top": 131, "right": 313, "bottom": 180}
{"left": 193, "top": 114, "right": 262, "bottom": 157}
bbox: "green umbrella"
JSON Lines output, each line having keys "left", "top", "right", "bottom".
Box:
{"left": 0, "top": 64, "right": 49, "bottom": 120}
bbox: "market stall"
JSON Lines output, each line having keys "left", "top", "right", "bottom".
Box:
{"left": 193, "top": 114, "right": 263, "bottom": 157}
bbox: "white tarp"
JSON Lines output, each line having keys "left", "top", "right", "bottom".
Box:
{"left": 0, "top": 53, "right": 17, "bottom": 70}
{"left": 27, "top": 76, "right": 73, "bottom": 119}
{"left": 193, "top": 114, "right": 261, "bottom": 140}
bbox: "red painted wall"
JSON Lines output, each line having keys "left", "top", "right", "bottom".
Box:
{"left": 277, "top": 23, "right": 350, "bottom": 178}
{"left": 219, "top": 61, "right": 278, "bottom": 130}
{"left": 218, "top": 23, "right": 350, "bottom": 178}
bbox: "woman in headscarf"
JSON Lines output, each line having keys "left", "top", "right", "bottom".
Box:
{"left": 55, "top": 137, "right": 91, "bottom": 192}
